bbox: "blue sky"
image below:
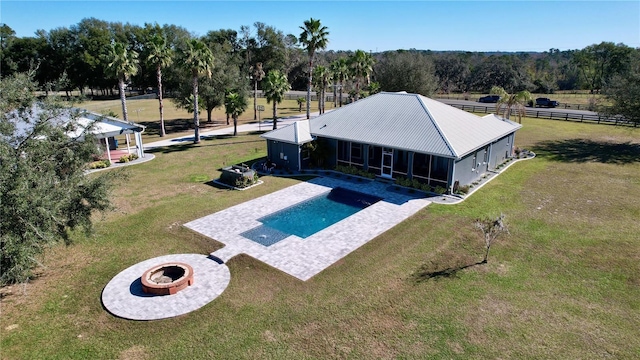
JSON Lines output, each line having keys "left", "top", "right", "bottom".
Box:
{"left": 2, "top": 1, "right": 638, "bottom": 52}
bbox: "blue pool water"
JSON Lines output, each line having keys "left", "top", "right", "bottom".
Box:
{"left": 241, "top": 187, "right": 382, "bottom": 246}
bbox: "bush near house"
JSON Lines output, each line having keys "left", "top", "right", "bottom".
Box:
{"left": 118, "top": 154, "right": 139, "bottom": 163}
{"left": 88, "top": 159, "right": 112, "bottom": 169}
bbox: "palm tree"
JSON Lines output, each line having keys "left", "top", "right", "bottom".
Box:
{"left": 299, "top": 18, "right": 329, "bottom": 119}
{"left": 262, "top": 70, "right": 291, "bottom": 130}
{"left": 313, "top": 65, "right": 330, "bottom": 114}
{"left": 330, "top": 68, "right": 339, "bottom": 108}
{"left": 224, "top": 92, "right": 248, "bottom": 136}
{"left": 331, "top": 58, "right": 349, "bottom": 107}
{"left": 349, "top": 50, "right": 375, "bottom": 102}
{"left": 146, "top": 34, "right": 173, "bottom": 137}
{"left": 178, "top": 38, "right": 214, "bottom": 143}
{"left": 296, "top": 97, "right": 306, "bottom": 112}
{"left": 105, "top": 42, "right": 139, "bottom": 123}
{"left": 251, "top": 62, "right": 265, "bottom": 120}
{"left": 367, "top": 81, "right": 381, "bottom": 95}
{"left": 492, "top": 86, "right": 532, "bottom": 124}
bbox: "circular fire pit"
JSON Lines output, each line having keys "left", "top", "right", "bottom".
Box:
{"left": 141, "top": 262, "right": 194, "bottom": 295}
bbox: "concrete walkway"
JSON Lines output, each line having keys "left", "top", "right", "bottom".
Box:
{"left": 144, "top": 111, "right": 327, "bottom": 149}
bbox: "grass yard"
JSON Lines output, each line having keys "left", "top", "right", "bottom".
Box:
{"left": 1, "top": 118, "right": 639, "bottom": 359}
{"left": 79, "top": 97, "right": 325, "bottom": 143}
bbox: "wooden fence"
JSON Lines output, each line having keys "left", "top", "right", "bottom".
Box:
{"left": 447, "top": 103, "right": 636, "bottom": 127}
{"left": 434, "top": 94, "right": 596, "bottom": 111}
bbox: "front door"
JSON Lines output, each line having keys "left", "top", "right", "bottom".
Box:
{"left": 381, "top": 148, "right": 393, "bottom": 178}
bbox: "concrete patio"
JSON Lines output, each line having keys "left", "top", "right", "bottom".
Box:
{"left": 185, "top": 176, "right": 432, "bottom": 281}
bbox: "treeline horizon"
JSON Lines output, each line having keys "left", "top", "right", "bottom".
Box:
{"left": 1, "top": 18, "right": 638, "bottom": 99}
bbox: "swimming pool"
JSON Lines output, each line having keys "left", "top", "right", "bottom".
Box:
{"left": 241, "top": 187, "right": 382, "bottom": 246}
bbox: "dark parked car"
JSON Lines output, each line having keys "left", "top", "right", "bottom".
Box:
{"left": 535, "top": 97, "right": 559, "bottom": 108}
{"left": 478, "top": 95, "right": 500, "bottom": 103}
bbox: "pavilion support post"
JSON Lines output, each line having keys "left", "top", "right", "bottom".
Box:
{"left": 104, "top": 137, "right": 112, "bottom": 163}
{"left": 134, "top": 132, "right": 144, "bottom": 158}
{"left": 126, "top": 133, "right": 132, "bottom": 154}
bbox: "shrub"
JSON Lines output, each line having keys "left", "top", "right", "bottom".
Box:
{"left": 118, "top": 154, "right": 139, "bottom": 163}
{"left": 456, "top": 185, "right": 470, "bottom": 195}
{"left": 434, "top": 185, "right": 447, "bottom": 194}
{"left": 395, "top": 176, "right": 412, "bottom": 187}
{"left": 333, "top": 165, "right": 375, "bottom": 179}
{"left": 89, "top": 159, "right": 111, "bottom": 169}
{"left": 233, "top": 173, "right": 259, "bottom": 188}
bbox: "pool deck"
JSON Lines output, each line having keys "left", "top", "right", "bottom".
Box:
{"left": 185, "top": 177, "right": 432, "bottom": 281}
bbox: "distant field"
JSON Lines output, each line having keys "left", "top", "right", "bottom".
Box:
{"left": 1, "top": 117, "right": 639, "bottom": 358}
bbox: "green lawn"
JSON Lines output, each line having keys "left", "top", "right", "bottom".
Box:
{"left": 1, "top": 118, "right": 639, "bottom": 359}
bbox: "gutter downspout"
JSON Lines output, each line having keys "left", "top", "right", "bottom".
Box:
{"left": 450, "top": 158, "right": 456, "bottom": 194}
{"left": 488, "top": 143, "right": 493, "bottom": 170}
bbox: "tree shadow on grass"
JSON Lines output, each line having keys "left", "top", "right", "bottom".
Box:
{"left": 139, "top": 119, "right": 224, "bottom": 137}
{"left": 146, "top": 143, "right": 197, "bottom": 154}
{"left": 532, "top": 139, "right": 640, "bottom": 164}
{"left": 411, "top": 261, "right": 485, "bottom": 282}
{"left": 146, "top": 138, "right": 264, "bottom": 154}
{"left": 203, "top": 180, "right": 230, "bottom": 190}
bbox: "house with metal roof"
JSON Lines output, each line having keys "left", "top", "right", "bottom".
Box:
{"left": 261, "top": 92, "right": 521, "bottom": 193}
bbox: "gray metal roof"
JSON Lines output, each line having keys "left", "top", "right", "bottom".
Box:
{"left": 260, "top": 120, "right": 313, "bottom": 145}
{"left": 309, "top": 92, "right": 521, "bottom": 158}
{"left": 261, "top": 92, "right": 522, "bottom": 159}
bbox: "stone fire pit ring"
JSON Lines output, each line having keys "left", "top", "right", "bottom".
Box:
{"left": 102, "top": 254, "right": 230, "bottom": 320}
{"left": 141, "top": 262, "right": 194, "bottom": 295}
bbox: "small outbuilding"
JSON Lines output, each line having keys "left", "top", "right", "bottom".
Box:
{"left": 261, "top": 91, "right": 522, "bottom": 193}
{"left": 68, "top": 111, "right": 146, "bottom": 162}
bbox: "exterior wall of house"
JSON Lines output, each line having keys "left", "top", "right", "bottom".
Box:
{"left": 295, "top": 130, "right": 517, "bottom": 193}
{"left": 454, "top": 151, "right": 486, "bottom": 187}
{"left": 266, "top": 141, "right": 300, "bottom": 171}
{"left": 453, "top": 133, "right": 515, "bottom": 188}
{"left": 489, "top": 135, "right": 512, "bottom": 170}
